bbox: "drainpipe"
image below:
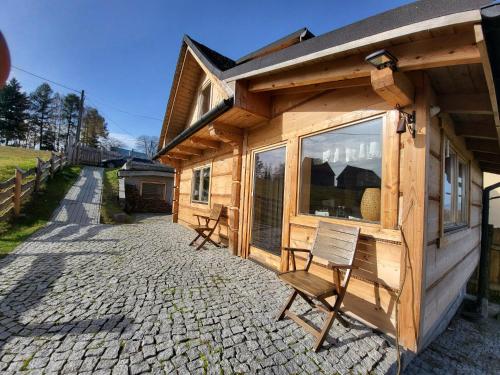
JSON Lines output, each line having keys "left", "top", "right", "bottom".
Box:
{"left": 478, "top": 182, "right": 500, "bottom": 317}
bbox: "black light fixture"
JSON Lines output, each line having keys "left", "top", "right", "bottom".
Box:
{"left": 396, "top": 105, "right": 416, "bottom": 138}
{"left": 365, "top": 49, "right": 398, "bottom": 71}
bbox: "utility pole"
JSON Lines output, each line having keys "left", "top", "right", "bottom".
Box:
{"left": 72, "top": 90, "right": 85, "bottom": 164}
{"left": 75, "top": 89, "right": 85, "bottom": 144}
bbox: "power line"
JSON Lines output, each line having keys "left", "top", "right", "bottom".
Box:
{"left": 11, "top": 65, "right": 81, "bottom": 94}
{"left": 86, "top": 94, "right": 163, "bottom": 122}
{"left": 11, "top": 65, "right": 163, "bottom": 122}
{"left": 86, "top": 97, "right": 136, "bottom": 140}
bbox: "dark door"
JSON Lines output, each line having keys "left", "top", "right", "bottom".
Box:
{"left": 250, "top": 146, "right": 286, "bottom": 256}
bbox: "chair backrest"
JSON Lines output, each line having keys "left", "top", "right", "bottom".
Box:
{"left": 210, "top": 203, "right": 224, "bottom": 221}
{"left": 311, "top": 221, "right": 360, "bottom": 287}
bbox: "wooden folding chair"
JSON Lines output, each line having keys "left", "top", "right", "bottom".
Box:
{"left": 276, "top": 221, "right": 360, "bottom": 352}
{"left": 189, "top": 203, "right": 223, "bottom": 250}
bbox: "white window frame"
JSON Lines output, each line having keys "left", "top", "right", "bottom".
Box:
{"left": 442, "top": 137, "right": 469, "bottom": 232}
{"left": 191, "top": 165, "right": 211, "bottom": 204}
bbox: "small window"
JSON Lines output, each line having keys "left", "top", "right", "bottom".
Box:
{"left": 298, "top": 117, "right": 383, "bottom": 222}
{"left": 192, "top": 166, "right": 211, "bottom": 203}
{"left": 198, "top": 83, "right": 211, "bottom": 118}
{"left": 443, "top": 139, "right": 469, "bottom": 231}
{"left": 142, "top": 183, "right": 165, "bottom": 200}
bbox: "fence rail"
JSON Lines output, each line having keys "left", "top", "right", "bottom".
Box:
{"left": 0, "top": 152, "right": 69, "bottom": 221}
{"left": 68, "top": 143, "right": 121, "bottom": 166}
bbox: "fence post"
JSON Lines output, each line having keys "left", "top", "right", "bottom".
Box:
{"left": 13, "top": 168, "right": 22, "bottom": 217}
{"left": 50, "top": 153, "right": 55, "bottom": 178}
{"left": 35, "top": 157, "right": 42, "bottom": 192}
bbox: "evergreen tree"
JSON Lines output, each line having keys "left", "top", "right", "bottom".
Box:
{"left": 29, "top": 83, "right": 54, "bottom": 149}
{"left": 0, "top": 78, "right": 29, "bottom": 145}
{"left": 81, "top": 107, "right": 108, "bottom": 147}
{"left": 62, "top": 93, "right": 80, "bottom": 147}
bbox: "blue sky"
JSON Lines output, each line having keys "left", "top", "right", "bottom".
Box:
{"left": 1, "top": 0, "right": 412, "bottom": 148}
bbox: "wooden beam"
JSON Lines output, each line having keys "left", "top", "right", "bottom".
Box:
{"left": 166, "top": 152, "right": 191, "bottom": 161}
{"left": 187, "top": 137, "right": 221, "bottom": 149}
{"left": 480, "top": 162, "right": 500, "bottom": 174}
{"left": 475, "top": 24, "right": 500, "bottom": 144}
{"left": 439, "top": 94, "right": 492, "bottom": 115}
{"left": 208, "top": 123, "right": 243, "bottom": 146}
{"left": 248, "top": 32, "right": 480, "bottom": 92}
{"left": 466, "top": 138, "right": 500, "bottom": 154}
{"left": 234, "top": 80, "right": 271, "bottom": 119}
{"left": 474, "top": 151, "right": 500, "bottom": 164}
{"left": 175, "top": 145, "right": 203, "bottom": 156}
{"left": 371, "top": 67, "right": 414, "bottom": 107}
{"left": 455, "top": 123, "right": 497, "bottom": 140}
{"left": 270, "top": 77, "right": 371, "bottom": 95}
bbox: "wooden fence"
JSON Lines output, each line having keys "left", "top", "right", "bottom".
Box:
{"left": 69, "top": 143, "right": 121, "bottom": 166}
{"left": 0, "top": 152, "right": 68, "bottom": 221}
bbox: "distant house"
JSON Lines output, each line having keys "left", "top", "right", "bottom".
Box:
{"left": 118, "top": 161, "right": 174, "bottom": 213}
{"left": 154, "top": 0, "right": 500, "bottom": 353}
{"left": 111, "top": 147, "right": 149, "bottom": 159}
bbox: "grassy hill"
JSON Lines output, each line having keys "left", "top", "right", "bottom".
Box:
{"left": 0, "top": 146, "right": 52, "bottom": 181}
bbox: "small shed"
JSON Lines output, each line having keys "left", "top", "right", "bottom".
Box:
{"left": 118, "top": 160, "right": 174, "bottom": 213}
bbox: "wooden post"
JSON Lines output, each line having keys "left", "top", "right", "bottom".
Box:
{"left": 34, "top": 157, "right": 42, "bottom": 192}
{"left": 171, "top": 160, "right": 181, "bottom": 223}
{"left": 229, "top": 144, "right": 243, "bottom": 255}
{"left": 50, "top": 152, "right": 55, "bottom": 178}
{"left": 398, "top": 72, "right": 431, "bottom": 352}
{"left": 13, "top": 168, "right": 22, "bottom": 217}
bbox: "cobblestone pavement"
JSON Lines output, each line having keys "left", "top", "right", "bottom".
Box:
{"left": 51, "top": 167, "right": 103, "bottom": 225}
{"left": 0, "top": 215, "right": 498, "bottom": 374}
{"left": 405, "top": 316, "right": 500, "bottom": 374}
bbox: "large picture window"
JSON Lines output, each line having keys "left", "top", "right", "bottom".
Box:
{"left": 443, "top": 139, "right": 468, "bottom": 230}
{"left": 299, "top": 118, "right": 383, "bottom": 222}
{"left": 191, "top": 165, "right": 211, "bottom": 203}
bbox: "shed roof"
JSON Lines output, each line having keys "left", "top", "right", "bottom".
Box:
{"left": 122, "top": 161, "right": 175, "bottom": 173}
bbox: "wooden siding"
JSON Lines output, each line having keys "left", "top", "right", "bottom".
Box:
{"left": 421, "top": 111, "right": 483, "bottom": 346}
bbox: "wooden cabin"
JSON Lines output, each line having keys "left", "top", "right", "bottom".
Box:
{"left": 155, "top": 0, "right": 500, "bottom": 353}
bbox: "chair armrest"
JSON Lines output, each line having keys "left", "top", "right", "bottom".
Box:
{"left": 283, "top": 247, "right": 311, "bottom": 253}
{"left": 329, "top": 264, "right": 357, "bottom": 270}
{"left": 193, "top": 213, "right": 210, "bottom": 219}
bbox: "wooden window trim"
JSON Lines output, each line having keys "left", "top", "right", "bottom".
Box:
{"left": 441, "top": 136, "right": 470, "bottom": 235}
{"left": 191, "top": 164, "right": 211, "bottom": 204}
{"left": 295, "top": 114, "right": 387, "bottom": 227}
{"left": 197, "top": 81, "right": 212, "bottom": 120}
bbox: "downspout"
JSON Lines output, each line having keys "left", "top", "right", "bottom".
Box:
{"left": 477, "top": 182, "right": 500, "bottom": 317}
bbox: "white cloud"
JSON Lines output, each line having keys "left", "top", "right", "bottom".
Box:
{"left": 109, "top": 132, "right": 137, "bottom": 149}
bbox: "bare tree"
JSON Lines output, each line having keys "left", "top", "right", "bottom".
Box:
{"left": 101, "top": 136, "right": 125, "bottom": 151}
{"left": 135, "top": 135, "right": 159, "bottom": 159}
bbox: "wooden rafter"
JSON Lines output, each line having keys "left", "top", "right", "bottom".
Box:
{"left": 439, "top": 94, "right": 492, "bottom": 115}
{"left": 208, "top": 123, "right": 243, "bottom": 146}
{"left": 269, "top": 77, "right": 371, "bottom": 95}
{"left": 454, "top": 123, "right": 497, "bottom": 140}
{"left": 187, "top": 137, "right": 220, "bottom": 149}
{"left": 175, "top": 145, "right": 203, "bottom": 156}
{"left": 370, "top": 67, "right": 414, "bottom": 107}
{"left": 248, "top": 32, "right": 480, "bottom": 92}
{"left": 475, "top": 24, "right": 500, "bottom": 144}
{"left": 166, "top": 152, "right": 191, "bottom": 161}
{"left": 466, "top": 138, "right": 500, "bottom": 154}
{"left": 474, "top": 151, "right": 500, "bottom": 165}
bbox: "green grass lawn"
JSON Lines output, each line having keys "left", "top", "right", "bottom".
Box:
{"left": 0, "top": 146, "right": 52, "bottom": 181}
{"left": 100, "top": 168, "right": 132, "bottom": 224}
{"left": 0, "top": 166, "right": 82, "bottom": 256}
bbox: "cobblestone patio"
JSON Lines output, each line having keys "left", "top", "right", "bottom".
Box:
{"left": 0, "top": 215, "right": 498, "bottom": 374}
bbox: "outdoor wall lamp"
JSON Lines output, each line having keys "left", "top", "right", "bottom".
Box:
{"left": 396, "top": 106, "right": 416, "bottom": 138}
{"left": 365, "top": 49, "right": 398, "bottom": 71}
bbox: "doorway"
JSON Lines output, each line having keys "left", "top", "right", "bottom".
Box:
{"left": 249, "top": 145, "right": 286, "bottom": 268}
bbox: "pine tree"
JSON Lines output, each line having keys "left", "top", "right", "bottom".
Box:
{"left": 81, "top": 107, "right": 108, "bottom": 147}
{"left": 29, "top": 83, "right": 54, "bottom": 149}
{"left": 62, "top": 93, "right": 80, "bottom": 148}
{"left": 0, "top": 78, "right": 29, "bottom": 145}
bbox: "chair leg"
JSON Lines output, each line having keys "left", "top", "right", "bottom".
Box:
{"left": 297, "top": 291, "right": 316, "bottom": 309}
{"left": 313, "top": 311, "right": 337, "bottom": 352}
{"left": 195, "top": 235, "right": 209, "bottom": 250}
{"left": 189, "top": 233, "right": 202, "bottom": 246}
{"left": 276, "top": 290, "right": 298, "bottom": 321}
